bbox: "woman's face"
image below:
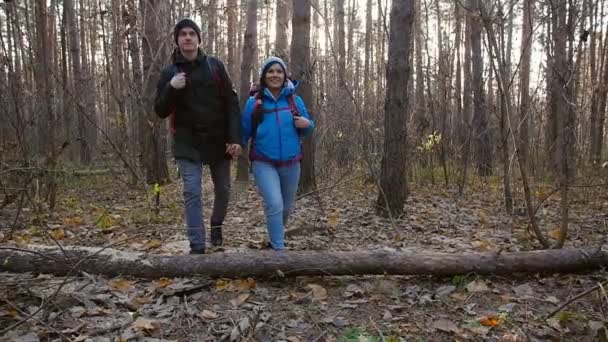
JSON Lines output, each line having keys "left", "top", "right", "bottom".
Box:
{"left": 264, "top": 63, "right": 286, "bottom": 91}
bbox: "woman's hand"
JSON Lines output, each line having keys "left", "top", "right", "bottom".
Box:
{"left": 293, "top": 116, "right": 311, "bottom": 129}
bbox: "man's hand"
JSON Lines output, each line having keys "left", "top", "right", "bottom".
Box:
{"left": 170, "top": 72, "right": 187, "bottom": 89}
{"left": 226, "top": 144, "right": 242, "bottom": 158}
{"left": 294, "top": 116, "right": 311, "bottom": 129}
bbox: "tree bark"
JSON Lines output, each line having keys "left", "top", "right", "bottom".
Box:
{"left": 469, "top": 0, "right": 492, "bottom": 176}
{"left": 236, "top": 0, "right": 258, "bottom": 182}
{"left": 335, "top": 0, "right": 346, "bottom": 86}
{"left": 206, "top": 0, "right": 217, "bottom": 55}
{"left": 519, "top": 0, "right": 534, "bottom": 166}
{"left": 2, "top": 245, "right": 608, "bottom": 279}
{"left": 226, "top": 0, "right": 238, "bottom": 80}
{"left": 376, "top": 0, "right": 415, "bottom": 217}
{"left": 291, "top": 0, "right": 315, "bottom": 194}
{"left": 141, "top": 0, "right": 170, "bottom": 184}
{"left": 275, "top": 0, "right": 290, "bottom": 62}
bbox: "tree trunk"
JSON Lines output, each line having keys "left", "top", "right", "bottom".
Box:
{"left": 35, "top": 0, "right": 58, "bottom": 207}
{"left": 414, "top": 0, "right": 427, "bottom": 140}
{"left": 66, "top": 0, "right": 92, "bottom": 165}
{"left": 81, "top": 0, "right": 98, "bottom": 155}
{"left": 335, "top": 0, "right": 346, "bottom": 86}
{"left": 226, "top": 0, "right": 238, "bottom": 80}
{"left": 469, "top": 0, "right": 492, "bottom": 176}
{"left": 519, "top": 0, "right": 534, "bottom": 167}
{"left": 275, "top": 0, "right": 289, "bottom": 62}
{"left": 206, "top": 0, "right": 217, "bottom": 55}
{"left": 141, "top": 0, "right": 170, "bottom": 185}
{"left": 128, "top": 0, "right": 144, "bottom": 179}
{"left": 291, "top": 0, "right": 315, "bottom": 194}
{"left": 363, "top": 0, "right": 373, "bottom": 114}
{"left": 2, "top": 245, "right": 608, "bottom": 279}
{"left": 550, "top": 0, "right": 576, "bottom": 248}
{"left": 376, "top": 0, "right": 415, "bottom": 217}
{"left": 236, "top": 0, "right": 258, "bottom": 182}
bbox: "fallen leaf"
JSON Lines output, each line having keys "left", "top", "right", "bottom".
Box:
{"left": 13, "top": 234, "right": 31, "bottom": 246}
{"left": 307, "top": 284, "right": 328, "bottom": 301}
{"left": 132, "top": 317, "right": 156, "bottom": 331}
{"left": 145, "top": 239, "right": 161, "bottom": 250}
{"left": 548, "top": 228, "right": 561, "bottom": 240}
{"left": 435, "top": 285, "right": 457, "bottom": 298}
{"left": 544, "top": 296, "right": 560, "bottom": 304}
{"left": 216, "top": 278, "right": 257, "bottom": 292}
{"left": 479, "top": 315, "right": 501, "bottom": 327}
{"left": 109, "top": 279, "right": 134, "bottom": 293}
{"left": 230, "top": 317, "right": 251, "bottom": 341}
{"left": 234, "top": 278, "right": 256, "bottom": 290}
{"left": 230, "top": 293, "right": 250, "bottom": 308}
{"left": 331, "top": 317, "right": 349, "bottom": 327}
{"left": 466, "top": 280, "right": 490, "bottom": 293}
{"left": 327, "top": 211, "right": 339, "bottom": 228}
{"left": 463, "top": 320, "right": 491, "bottom": 336}
{"left": 432, "top": 319, "right": 461, "bottom": 333}
{"left": 500, "top": 333, "right": 524, "bottom": 342}
{"left": 344, "top": 284, "right": 365, "bottom": 298}
{"left": 63, "top": 216, "right": 83, "bottom": 227}
{"left": 152, "top": 278, "right": 173, "bottom": 289}
{"left": 52, "top": 229, "right": 65, "bottom": 240}
{"left": 199, "top": 310, "right": 219, "bottom": 320}
{"left": 513, "top": 283, "right": 535, "bottom": 298}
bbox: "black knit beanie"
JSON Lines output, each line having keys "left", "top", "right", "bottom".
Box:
{"left": 174, "top": 18, "right": 201, "bottom": 45}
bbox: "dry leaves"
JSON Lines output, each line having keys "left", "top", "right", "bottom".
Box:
{"left": 109, "top": 279, "right": 134, "bottom": 293}
{"left": 152, "top": 278, "right": 173, "bottom": 289}
{"left": 479, "top": 315, "right": 501, "bottom": 327}
{"left": 199, "top": 310, "right": 219, "bottom": 320}
{"left": 132, "top": 317, "right": 156, "bottom": 332}
{"left": 216, "top": 278, "right": 257, "bottom": 292}
{"left": 230, "top": 293, "right": 250, "bottom": 308}
{"left": 307, "top": 284, "right": 328, "bottom": 301}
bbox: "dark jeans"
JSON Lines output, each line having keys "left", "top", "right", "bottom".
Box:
{"left": 177, "top": 158, "right": 231, "bottom": 251}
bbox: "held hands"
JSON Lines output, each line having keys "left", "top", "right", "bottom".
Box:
{"left": 170, "top": 72, "right": 186, "bottom": 89}
{"left": 225, "top": 144, "right": 242, "bottom": 158}
{"left": 294, "top": 116, "right": 311, "bottom": 129}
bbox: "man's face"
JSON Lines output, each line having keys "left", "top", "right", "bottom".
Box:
{"left": 178, "top": 27, "right": 199, "bottom": 53}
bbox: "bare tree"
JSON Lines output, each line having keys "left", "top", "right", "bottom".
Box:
{"left": 469, "top": 0, "right": 492, "bottom": 176}
{"left": 335, "top": 0, "right": 346, "bottom": 86}
{"left": 35, "top": 0, "right": 58, "bottom": 207}
{"left": 140, "top": 0, "right": 170, "bottom": 184}
{"left": 519, "top": 0, "right": 534, "bottom": 166}
{"left": 376, "top": 0, "right": 415, "bottom": 217}
{"left": 236, "top": 0, "right": 258, "bottom": 182}
{"left": 275, "top": 0, "right": 290, "bottom": 62}
{"left": 291, "top": 0, "right": 315, "bottom": 193}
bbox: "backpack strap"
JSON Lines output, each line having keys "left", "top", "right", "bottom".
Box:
{"left": 206, "top": 56, "right": 226, "bottom": 98}
{"left": 250, "top": 93, "right": 301, "bottom": 144}
{"left": 287, "top": 94, "right": 301, "bottom": 117}
{"left": 168, "top": 64, "right": 181, "bottom": 135}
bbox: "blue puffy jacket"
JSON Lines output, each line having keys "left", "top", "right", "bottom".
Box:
{"left": 241, "top": 80, "right": 315, "bottom": 162}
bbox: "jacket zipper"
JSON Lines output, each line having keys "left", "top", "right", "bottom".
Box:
{"left": 276, "top": 101, "right": 282, "bottom": 160}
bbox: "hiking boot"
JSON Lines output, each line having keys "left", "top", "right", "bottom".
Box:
{"left": 189, "top": 248, "right": 205, "bottom": 255}
{"left": 210, "top": 225, "right": 223, "bottom": 246}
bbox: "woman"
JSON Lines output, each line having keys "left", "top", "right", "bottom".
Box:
{"left": 241, "top": 57, "right": 315, "bottom": 250}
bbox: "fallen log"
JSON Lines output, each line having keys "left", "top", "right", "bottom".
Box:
{"left": 0, "top": 245, "right": 606, "bottom": 279}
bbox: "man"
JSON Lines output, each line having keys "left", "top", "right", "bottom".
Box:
{"left": 155, "top": 18, "right": 242, "bottom": 254}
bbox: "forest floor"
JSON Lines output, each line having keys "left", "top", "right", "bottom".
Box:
{"left": 1, "top": 166, "right": 608, "bottom": 341}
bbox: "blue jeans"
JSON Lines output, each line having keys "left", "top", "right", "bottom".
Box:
{"left": 252, "top": 161, "right": 301, "bottom": 250}
{"left": 177, "top": 158, "right": 231, "bottom": 251}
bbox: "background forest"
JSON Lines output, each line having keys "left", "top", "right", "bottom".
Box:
{"left": 1, "top": 0, "right": 608, "bottom": 340}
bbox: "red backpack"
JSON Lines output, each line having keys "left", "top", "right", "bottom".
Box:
{"left": 249, "top": 82, "right": 301, "bottom": 141}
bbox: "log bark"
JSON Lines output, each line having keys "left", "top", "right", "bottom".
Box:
{"left": 1, "top": 245, "right": 607, "bottom": 279}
